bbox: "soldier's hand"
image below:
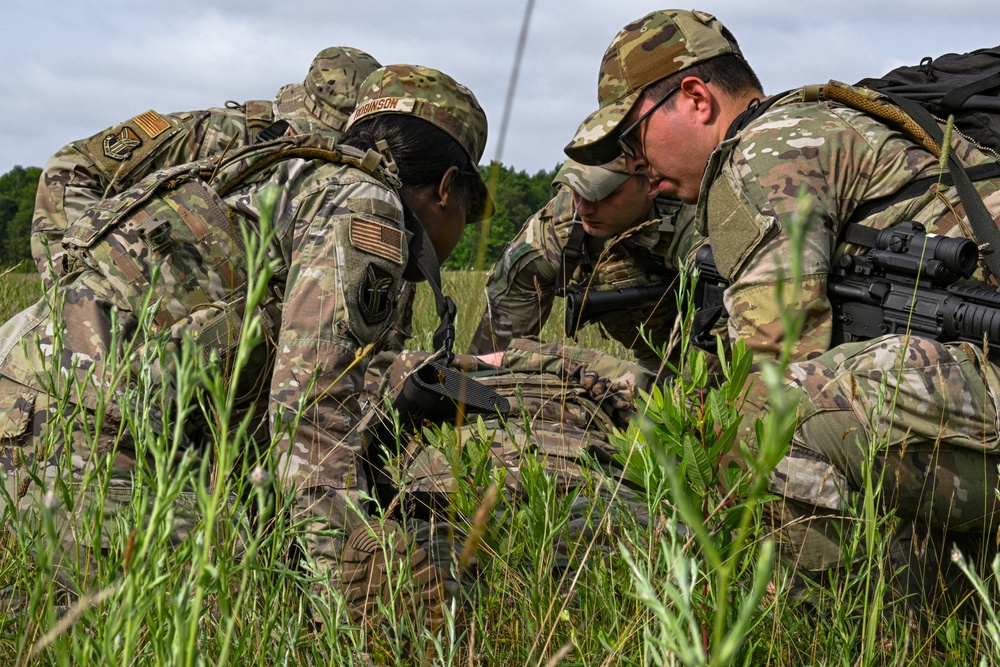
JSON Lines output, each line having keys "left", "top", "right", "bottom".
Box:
{"left": 562, "top": 366, "right": 636, "bottom": 421}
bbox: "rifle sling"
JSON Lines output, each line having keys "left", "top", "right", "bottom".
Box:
{"left": 848, "top": 162, "right": 1000, "bottom": 223}
{"left": 558, "top": 221, "right": 587, "bottom": 295}
{"left": 403, "top": 209, "right": 457, "bottom": 357}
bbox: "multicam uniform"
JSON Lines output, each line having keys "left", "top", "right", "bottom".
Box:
{"left": 702, "top": 86, "right": 1000, "bottom": 581}
{"left": 469, "top": 187, "right": 703, "bottom": 369}
{"left": 0, "top": 132, "right": 411, "bottom": 580}
{"left": 32, "top": 46, "right": 380, "bottom": 290}
{"left": 0, "top": 57, "right": 493, "bottom": 602}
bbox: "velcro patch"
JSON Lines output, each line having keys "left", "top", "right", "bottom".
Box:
{"left": 103, "top": 127, "right": 142, "bottom": 161}
{"left": 706, "top": 175, "right": 767, "bottom": 279}
{"left": 357, "top": 263, "right": 395, "bottom": 325}
{"left": 132, "top": 110, "right": 171, "bottom": 138}
{"left": 79, "top": 114, "right": 181, "bottom": 183}
{"left": 350, "top": 215, "right": 404, "bottom": 265}
{"left": 347, "top": 197, "right": 403, "bottom": 223}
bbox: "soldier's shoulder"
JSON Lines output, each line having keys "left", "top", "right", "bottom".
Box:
{"left": 742, "top": 95, "right": 896, "bottom": 153}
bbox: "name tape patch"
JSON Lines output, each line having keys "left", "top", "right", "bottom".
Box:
{"left": 347, "top": 97, "right": 417, "bottom": 127}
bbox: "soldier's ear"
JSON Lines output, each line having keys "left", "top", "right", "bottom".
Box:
{"left": 436, "top": 166, "right": 460, "bottom": 208}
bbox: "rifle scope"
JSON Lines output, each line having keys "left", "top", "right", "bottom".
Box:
{"left": 872, "top": 221, "right": 978, "bottom": 281}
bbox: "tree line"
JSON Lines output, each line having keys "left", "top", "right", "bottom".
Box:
{"left": 0, "top": 166, "right": 40, "bottom": 268}
{"left": 0, "top": 162, "right": 559, "bottom": 271}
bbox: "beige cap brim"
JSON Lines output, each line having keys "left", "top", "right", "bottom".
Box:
{"left": 552, "top": 159, "right": 631, "bottom": 202}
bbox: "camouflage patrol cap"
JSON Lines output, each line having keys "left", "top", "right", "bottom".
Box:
{"left": 552, "top": 157, "right": 632, "bottom": 201}
{"left": 345, "top": 64, "right": 492, "bottom": 222}
{"left": 564, "top": 9, "right": 742, "bottom": 165}
{"left": 274, "top": 46, "right": 381, "bottom": 132}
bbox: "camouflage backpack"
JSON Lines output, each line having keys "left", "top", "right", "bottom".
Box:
{"left": 60, "top": 133, "right": 397, "bottom": 385}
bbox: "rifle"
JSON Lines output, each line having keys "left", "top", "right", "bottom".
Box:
{"left": 693, "top": 221, "right": 1000, "bottom": 352}
{"left": 559, "top": 246, "right": 724, "bottom": 340}
{"left": 561, "top": 280, "right": 674, "bottom": 338}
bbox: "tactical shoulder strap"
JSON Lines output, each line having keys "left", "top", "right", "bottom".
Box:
{"left": 403, "top": 205, "right": 458, "bottom": 357}
{"left": 557, "top": 220, "right": 588, "bottom": 295}
{"left": 254, "top": 120, "right": 289, "bottom": 144}
{"left": 211, "top": 141, "right": 394, "bottom": 197}
{"left": 849, "top": 161, "right": 1000, "bottom": 222}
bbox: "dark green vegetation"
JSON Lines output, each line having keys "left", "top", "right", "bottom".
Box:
{"left": 446, "top": 162, "right": 559, "bottom": 270}
{"left": 0, "top": 264, "right": 998, "bottom": 665}
{"left": 0, "top": 166, "right": 41, "bottom": 269}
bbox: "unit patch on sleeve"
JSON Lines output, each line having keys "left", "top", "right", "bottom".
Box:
{"left": 357, "top": 263, "right": 395, "bottom": 325}
{"left": 349, "top": 215, "right": 404, "bottom": 265}
{"left": 103, "top": 127, "right": 142, "bottom": 161}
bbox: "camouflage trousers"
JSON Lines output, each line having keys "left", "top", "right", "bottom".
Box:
{"left": 743, "top": 335, "right": 1000, "bottom": 589}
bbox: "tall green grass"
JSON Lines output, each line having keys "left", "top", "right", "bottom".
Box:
{"left": 0, "top": 226, "right": 995, "bottom": 665}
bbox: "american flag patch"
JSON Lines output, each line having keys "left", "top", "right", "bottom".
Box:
{"left": 349, "top": 215, "right": 404, "bottom": 265}
{"left": 132, "top": 110, "right": 171, "bottom": 138}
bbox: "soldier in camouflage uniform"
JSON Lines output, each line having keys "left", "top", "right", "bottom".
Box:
{"left": 470, "top": 158, "right": 703, "bottom": 371}
{"left": 32, "top": 46, "right": 380, "bottom": 290}
{"left": 0, "top": 63, "right": 491, "bottom": 623}
{"left": 565, "top": 9, "right": 1000, "bottom": 605}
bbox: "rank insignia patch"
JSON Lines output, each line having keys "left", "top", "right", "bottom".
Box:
{"left": 357, "top": 263, "right": 395, "bottom": 325}
{"left": 350, "top": 215, "right": 404, "bottom": 265}
{"left": 103, "top": 127, "right": 142, "bottom": 161}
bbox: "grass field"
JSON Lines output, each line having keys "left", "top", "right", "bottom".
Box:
{"left": 0, "top": 267, "right": 997, "bottom": 666}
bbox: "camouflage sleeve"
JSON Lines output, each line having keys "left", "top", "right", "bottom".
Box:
{"left": 501, "top": 337, "right": 655, "bottom": 394}
{"left": 705, "top": 102, "right": 938, "bottom": 362}
{"left": 266, "top": 167, "right": 408, "bottom": 554}
{"left": 469, "top": 189, "right": 575, "bottom": 354}
{"left": 32, "top": 145, "right": 108, "bottom": 289}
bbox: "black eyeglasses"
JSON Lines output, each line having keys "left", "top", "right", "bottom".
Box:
{"left": 616, "top": 76, "right": 710, "bottom": 159}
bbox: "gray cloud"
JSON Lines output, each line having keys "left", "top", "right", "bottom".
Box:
{"left": 2, "top": 0, "right": 998, "bottom": 174}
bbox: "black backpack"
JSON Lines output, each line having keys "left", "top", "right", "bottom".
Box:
{"left": 856, "top": 46, "right": 1000, "bottom": 159}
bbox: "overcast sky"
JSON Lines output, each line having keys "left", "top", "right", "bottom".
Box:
{"left": 3, "top": 1, "right": 998, "bottom": 176}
